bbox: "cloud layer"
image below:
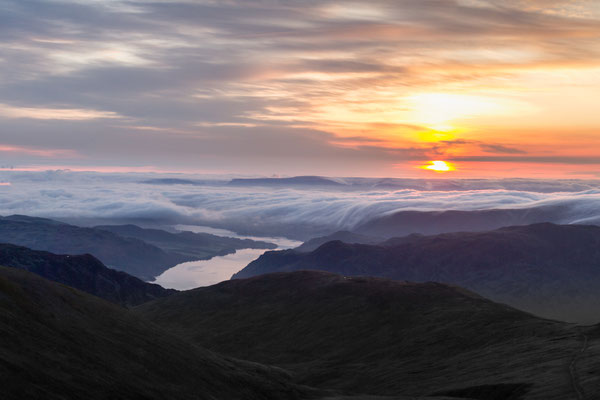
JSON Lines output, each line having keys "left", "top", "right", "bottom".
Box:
{"left": 1, "top": 171, "right": 599, "bottom": 239}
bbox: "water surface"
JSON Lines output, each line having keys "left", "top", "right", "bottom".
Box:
{"left": 153, "top": 225, "right": 301, "bottom": 290}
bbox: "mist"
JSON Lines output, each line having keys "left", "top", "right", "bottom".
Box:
{"left": 0, "top": 170, "right": 599, "bottom": 240}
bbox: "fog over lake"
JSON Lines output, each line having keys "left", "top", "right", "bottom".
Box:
{"left": 2, "top": 171, "right": 600, "bottom": 241}
{"left": 153, "top": 225, "right": 301, "bottom": 290}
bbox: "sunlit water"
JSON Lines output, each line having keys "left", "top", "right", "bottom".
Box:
{"left": 152, "top": 225, "right": 301, "bottom": 290}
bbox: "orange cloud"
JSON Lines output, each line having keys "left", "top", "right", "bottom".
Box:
{"left": 0, "top": 145, "right": 79, "bottom": 158}
{"left": 0, "top": 104, "right": 120, "bottom": 120}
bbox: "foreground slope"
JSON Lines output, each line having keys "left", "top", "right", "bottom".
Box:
{"left": 136, "top": 271, "right": 598, "bottom": 399}
{"left": 235, "top": 223, "right": 600, "bottom": 323}
{"left": 0, "top": 243, "right": 174, "bottom": 306}
{"left": 0, "top": 267, "right": 314, "bottom": 400}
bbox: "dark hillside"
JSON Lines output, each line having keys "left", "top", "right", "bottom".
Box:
{"left": 0, "top": 267, "right": 314, "bottom": 400}
{"left": 0, "top": 243, "right": 174, "bottom": 306}
{"left": 235, "top": 223, "right": 600, "bottom": 322}
{"left": 136, "top": 270, "right": 591, "bottom": 399}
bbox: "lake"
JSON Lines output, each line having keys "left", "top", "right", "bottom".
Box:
{"left": 152, "top": 225, "right": 301, "bottom": 290}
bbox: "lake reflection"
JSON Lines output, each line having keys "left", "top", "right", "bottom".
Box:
{"left": 152, "top": 226, "right": 301, "bottom": 290}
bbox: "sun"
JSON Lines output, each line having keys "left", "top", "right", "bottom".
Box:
{"left": 422, "top": 160, "right": 455, "bottom": 172}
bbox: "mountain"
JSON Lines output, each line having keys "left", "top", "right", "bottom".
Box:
{"left": 234, "top": 223, "right": 600, "bottom": 323}
{"left": 0, "top": 266, "right": 318, "bottom": 400}
{"left": 0, "top": 215, "right": 274, "bottom": 280}
{"left": 135, "top": 270, "right": 597, "bottom": 399}
{"left": 94, "top": 224, "right": 276, "bottom": 260}
{"left": 229, "top": 176, "right": 344, "bottom": 187}
{"left": 141, "top": 178, "right": 201, "bottom": 185}
{"left": 296, "top": 231, "right": 383, "bottom": 252}
{"left": 353, "top": 204, "right": 584, "bottom": 238}
{"left": 0, "top": 215, "right": 187, "bottom": 279}
{"left": 0, "top": 243, "right": 174, "bottom": 306}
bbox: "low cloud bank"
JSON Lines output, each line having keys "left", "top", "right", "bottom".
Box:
{"left": 0, "top": 171, "right": 598, "bottom": 240}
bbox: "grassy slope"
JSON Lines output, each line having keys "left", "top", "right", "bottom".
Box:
{"left": 136, "top": 271, "right": 598, "bottom": 399}
{"left": 0, "top": 266, "right": 317, "bottom": 400}
{"left": 0, "top": 243, "right": 174, "bottom": 306}
{"left": 234, "top": 223, "right": 600, "bottom": 323}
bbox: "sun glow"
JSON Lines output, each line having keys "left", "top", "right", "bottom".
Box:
{"left": 417, "top": 129, "right": 456, "bottom": 142}
{"left": 422, "top": 160, "right": 455, "bottom": 172}
{"left": 409, "top": 93, "right": 510, "bottom": 131}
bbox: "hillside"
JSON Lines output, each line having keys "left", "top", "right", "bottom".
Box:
{"left": 296, "top": 231, "right": 383, "bottom": 252}
{"left": 0, "top": 215, "right": 187, "bottom": 279}
{"left": 234, "top": 223, "right": 600, "bottom": 323}
{"left": 135, "top": 270, "right": 599, "bottom": 399}
{"left": 0, "top": 243, "right": 174, "bottom": 306}
{"left": 94, "top": 224, "right": 276, "bottom": 260}
{"left": 353, "top": 205, "right": 579, "bottom": 238}
{"left": 0, "top": 215, "right": 275, "bottom": 280}
{"left": 0, "top": 266, "right": 316, "bottom": 400}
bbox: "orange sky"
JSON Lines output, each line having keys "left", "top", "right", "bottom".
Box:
{"left": 0, "top": 0, "right": 599, "bottom": 178}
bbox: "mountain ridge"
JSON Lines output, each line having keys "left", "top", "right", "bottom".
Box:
{"left": 136, "top": 270, "right": 597, "bottom": 399}
{"left": 0, "top": 243, "right": 174, "bottom": 306}
{"left": 234, "top": 223, "right": 600, "bottom": 323}
{"left": 0, "top": 215, "right": 275, "bottom": 280}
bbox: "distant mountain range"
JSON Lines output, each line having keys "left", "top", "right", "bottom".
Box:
{"left": 0, "top": 267, "right": 314, "bottom": 400}
{"left": 353, "top": 204, "right": 597, "bottom": 238}
{"left": 140, "top": 175, "right": 600, "bottom": 193}
{"left": 229, "top": 175, "right": 344, "bottom": 186}
{"left": 136, "top": 270, "right": 597, "bottom": 398}
{"left": 0, "top": 243, "right": 174, "bottom": 306}
{"left": 0, "top": 215, "right": 275, "bottom": 280}
{"left": 94, "top": 224, "right": 275, "bottom": 261}
{"left": 235, "top": 223, "right": 600, "bottom": 323}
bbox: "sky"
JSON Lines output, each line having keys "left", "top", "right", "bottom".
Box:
{"left": 1, "top": 0, "right": 599, "bottom": 178}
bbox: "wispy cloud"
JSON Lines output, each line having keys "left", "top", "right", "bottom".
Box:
{"left": 479, "top": 144, "right": 526, "bottom": 154}
{"left": 0, "top": 0, "right": 598, "bottom": 176}
{"left": 0, "top": 104, "right": 120, "bottom": 120}
{"left": 0, "top": 144, "right": 78, "bottom": 158}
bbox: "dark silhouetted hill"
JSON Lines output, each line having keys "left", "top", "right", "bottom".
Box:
{"left": 234, "top": 223, "right": 600, "bottom": 323}
{"left": 296, "top": 231, "right": 383, "bottom": 252}
{"left": 0, "top": 243, "right": 174, "bottom": 306}
{"left": 0, "top": 266, "right": 315, "bottom": 400}
{"left": 136, "top": 270, "right": 594, "bottom": 399}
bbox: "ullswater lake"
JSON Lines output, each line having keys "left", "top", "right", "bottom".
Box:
{"left": 152, "top": 225, "right": 301, "bottom": 290}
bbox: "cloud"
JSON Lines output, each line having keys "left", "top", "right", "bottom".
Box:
{"left": 0, "top": 144, "right": 78, "bottom": 158}
{"left": 0, "top": 0, "right": 598, "bottom": 175}
{"left": 0, "top": 103, "right": 120, "bottom": 120}
{"left": 479, "top": 143, "right": 526, "bottom": 154}
{"left": 0, "top": 170, "right": 599, "bottom": 240}
{"left": 449, "top": 155, "right": 600, "bottom": 164}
